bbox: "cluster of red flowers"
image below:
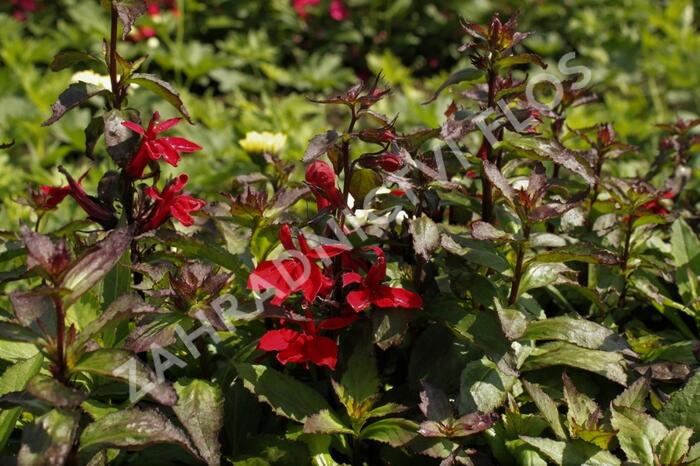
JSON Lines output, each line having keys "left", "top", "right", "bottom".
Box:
{"left": 248, "top": 163, "right": 422, "bottom": 370}
{"left": 10, "top": 0, "right": 37, "bottom": 21}
{"left": 40, "top": 112, "right": 205, "bottom": 233}
{"left": 292, "top": 0, "right": 349, "bottom": 22}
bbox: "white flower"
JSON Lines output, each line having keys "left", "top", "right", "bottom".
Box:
{"left": 70, "top": 70, "right": 112, "bottom": 90}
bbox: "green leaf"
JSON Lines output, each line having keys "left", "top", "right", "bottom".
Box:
{"left": 612, "top": 373, "right": 650, "bottom": 410}
{"left": 520, "top": 264, "right": 577, "bottom": 298}
{"left": 520, "top": 436, "right": 622, "bottom": 466}
{"left": 409, "top": 215, "right": 441, "bottom": 260}
{"left": 302, "top": 130, "right": 340, "bottom": 163}
{"left": 339, "top": 345, "right": 379, "bottom": 405}
{"left": 235, "top": 363, "right": 330, "bottom": 423}
{"left": 521, "top": 316, "right": 631, "bottom": 352}
{"left": 0, "top": 321, "right": 42, "bottom": 344}
{"left": 611, "top": 405, "right": 668, "bottom": 464}
{"left": 0, "top": 353, "right": 43, "bottom": 450}
{"left": 71, "top": 349, "right": 177, "bottom": 406}
{"left": 498, "top": 138, "right": 596, "bottom": 186}
{"left": 459, "top": 357, "right": 516, "bottom": 414}
{"left": 113, "top": 0, "right": 147, "bottom": 39}
{"left": 18, "top": 409, "right": 80, "bottom": 466}
{"left": 70, "top": 294, "right": 152, "bottom": 358}
{"left": 562, "top": 373, "right": 598, "bottom": 433}
{"left": 658, "top": 372, "right": 700, "bottom": 442}
{"left": 173, "top": 378, "right": 224, "bottom": 466}
{"left": 129, "top": 73, "right": 192, "bottom": 122}
{"left": 521, "top": 341, "right": 628, "bottom": 385}
{"left": 359, "top": 418, "right": 418, "bottom": 447}
{"left": 532, "top": 244, "right": 619, "bottom": 266}
{"left": 670, "top": 219, "right": 700, "bottom": 305}
{"left": 371, "top": 309, "right": 412, "bottom": 350}
{"left": 423, "top": 68, "right": 483, "bottom": 103}
{"left": 26, "top": 374, "right": 87, "bottom": 409}
{"left": 79, "top": 407, "right": 199, "bottom": 460}
{"left": 303, "top": 409, "right": 353, "bottom": 435}
{"left": 523, "top": 380, "right": 567, "bottom": 440}
{"left": 349, "top": 168, "right": 381, "bottom": 203}
{"left": 483, "top": 159, "right": 516, "bottom": 206}
{"left": 471, "top": 220, "right": 513, "bottom": 241}
{"left": 49, "top": 50, "right": 102, "bottom": 72}
{"left": 42, "top": 82, "right": 107, "bottom": 126}
{"left": 61, "top": 227, "right": 134, "bottom": 307}
{"left": 495, "top": 53, "right": 546, "bottom": 71}
{"left": 657, "top": 426, "right": 693, "bottom": 466}
{"left": 153, "top": 230, "right": 242, "bottom": 273}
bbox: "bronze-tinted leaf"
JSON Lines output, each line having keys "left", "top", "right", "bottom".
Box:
{"left": 42, "top": 83, "right": 107, "bottom": 126}
{"left": 60, "top": 226, "right": 134, "bottom": 307}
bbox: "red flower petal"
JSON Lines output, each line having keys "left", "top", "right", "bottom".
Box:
{"left": 258, "top": 328, "right": 299, "bottom": 351}
{"left": 373, "top": 285, "right": 423, "bottom": 309}
{"left": 347, "top": 288, "right": 372, "bottom": 312}
{"left": 153, "top": 117, "right": 182, "bottom": 134}
{"left": 306, "top": 335, "right": 338, "bottom": 370}
{"left": 161, "top": 136, "right": 202, "bottom": 153}
{"left": 122, "top": 120, "right": 146, "bottom": 135}
{"left": 318, "top": 314, "right": 359, "bottom": 330}
{"left": 342, "top": 272, "right": 362, "bottom": 287}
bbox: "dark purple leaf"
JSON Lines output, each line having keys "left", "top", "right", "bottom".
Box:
{"left": 113, "top": 0, "right": 148, "bottom": 39}
{"left": 419, "top": 381, "right": 453, "bottom": 422}
{"left": 60, "top": 226, "right": 134, "bottom": 306}
{"left": 26, "top": 375, "right": 88, "bottom": 409}
{"left": 42, "top": 83, "right": 107, "bottom": 126}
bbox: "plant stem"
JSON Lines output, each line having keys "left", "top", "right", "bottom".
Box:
{"left": 508, "top": 224, "right": 530, "bottom": 305}
{"left": 109, "top": 6, "right": 122, "bottom": 109}
{"left": 618, "top": 213, "right": 634, "bottom": 308}
{"left": 52, "top": 295, "right": 67, "bottom": 382}
{"left": 481, "top": 67, "right": 499, "bottom": 223}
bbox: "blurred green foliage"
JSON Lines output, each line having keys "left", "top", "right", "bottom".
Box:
{"left": 0, "top": 0, "right": 698, "bottom": 230}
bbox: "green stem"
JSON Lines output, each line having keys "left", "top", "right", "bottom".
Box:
{"left": 52, "top": 295, "right": 67, "bottom": 383}
{"left": 508, "top": 224, "right": 530, "bottom": 306}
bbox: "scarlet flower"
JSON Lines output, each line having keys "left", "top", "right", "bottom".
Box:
{"left": 359, "top": 153, "right": 403, "bottom": 172}
{"left": 343, "top": 247, "right": 422, "bottom": 312}
{"left": 258, "top": 314, "right": 358, "bottom": 370}
{"left": 329, "top": 0, "right": 349, "bottom": 21}
{"left": 122, "top": 112, "right": 202, "bottom": 179}
{"left": 640, "top": 190, "right": 674, "bottom": 216}
{"left": 305, "top": 160, "right": 344, "bottom": 210}
{"left": 292, "top": 0, "right": 320, "bottom": 18}
{"left": 40, "top": 169, "right": 116, "bottom": 227}
{"left": 247, "top": 224, "right": 350, "bottom": 305}
{"left": 37, "top": 185, "right": 70, "bottom": 210}
{"left": 141, "top": 174, "right": 206, "bottom": 232}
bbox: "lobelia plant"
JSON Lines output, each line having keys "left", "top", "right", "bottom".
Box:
{"left": 0, "top": 1, "right": 224, "bottom": 465}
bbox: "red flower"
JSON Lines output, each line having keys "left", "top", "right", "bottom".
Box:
{"left": 11, "top": 0, "right": 36, "bottom": 21}
{"left": 122, "top": 112, "right": 202, "bottom": 179}
{"left": 343, "top": 247, "right": 422, "bottom": 312}
{"left": 292, "top": 0, "right": 320, "bottom": 18}
{"left": 305, "top": 160, "right": 344, "bottom": 210}
{"left": 258, "top": 314, "right": 357, "bottom": 370}
{"left": 329, "top": 0, "right": 349, "bottom": 21}
{"left": 38, "top": 185, "right": 70, "bottom": 210}
{"left": 641, "top": 190, "right": 674, "bottom": 216}
{"left": 141, "top": 174, "right": 206, "bottom": 232}
{"left": 247, "top": 224, "right": 350, "bottom": 305}
{"left": 40, "top": 169, "right": 116, "bottom": 226}
{"left": 359, "top": 153, "right": 404, "bottom": 172}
